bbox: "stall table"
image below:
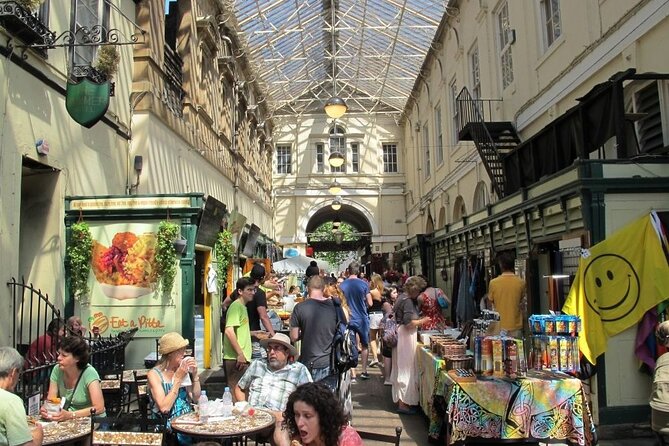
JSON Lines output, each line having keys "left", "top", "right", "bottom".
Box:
{"left": 171, "top": 409, "right": 275, "bottom": 441}
{"left": 93, "top": 431, "right": 163, "bottom": 445}
{"left": 416, "top": 345, "right": 444, "bottom": 415}
{"left": 440, "top": 370, "right": 596, "bottom": 445}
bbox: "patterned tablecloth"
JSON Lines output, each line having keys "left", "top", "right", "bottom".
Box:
{"left": 171, "top": 409, "right": 275, "bottom": 439}
{"left": 440, "top": 370, "right": 596, "bottom": 445}
{"left": 416, "top": 346, "right": 444, "bottom": 415}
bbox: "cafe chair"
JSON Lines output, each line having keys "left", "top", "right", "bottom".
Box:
{"left": 357, "top": 426, "right": 402, "bottom": 446}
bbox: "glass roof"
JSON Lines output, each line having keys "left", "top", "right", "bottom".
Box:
{"left": 230, "top": 0, "right": 446, "bottom": 119}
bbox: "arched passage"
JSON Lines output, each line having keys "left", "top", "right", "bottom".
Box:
{"left": 453, "top": 195, "right": 466, "bottom": 221}
{"left": 299, "top": 199, "right": 375, "bottom": 252}
{"left": 473, "top": 181, "right": 488, "bottom": 212}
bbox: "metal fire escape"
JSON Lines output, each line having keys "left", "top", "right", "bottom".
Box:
{"left": 456, "top": 87, "right": 520, "bottom": 198}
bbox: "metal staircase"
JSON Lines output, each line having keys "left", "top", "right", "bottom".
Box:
{"left": 456, "top": 88, "right": 520, "bottom": 198}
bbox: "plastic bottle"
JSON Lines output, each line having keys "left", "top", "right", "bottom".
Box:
{"left": 222, "top": 386, "right": 233, "bottom": 417}
{"left": 199, "top": 390, "right": 209, "bottom": 422}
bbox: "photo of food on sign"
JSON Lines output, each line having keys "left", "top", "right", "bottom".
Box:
{"left": 91, "top": 227, "right": 158, "bottom": 300}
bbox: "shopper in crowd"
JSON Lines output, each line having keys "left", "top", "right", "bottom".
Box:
{"left": 235, "top": 333, "right": 312, "bottom": 446}
{"left": 40, "top": 335, "right": 105, "bottom": 420}
{"left": 25, "top": 318, "right": 65, "bottom": 366}
{"left": 66, "top": 316, "right": 87, "bottom": 337}
{"left": 651, "top": 321, "right": 669, "bottom": 434}
{"left": 305, "top": 261, "right": 320, "bottom": 280}
{"left": 417, "top": 277, "right": 448, "bottom": 330}
{"left": 223, "top": 277, "right": 256, "bottom": 395}
{"left": 147, "top": 332, "right": 199, "bottom": 444}
{"left": 391, "top": 276, "right": 431, "bottom": 414}
{"left": 367, "top": 274, "right": 385, "bottom": 367}
{"left": 488, "top": 253, "right": 526, "bottom": 338}
{"left": 283, "top": 382, "right": 363, "bottom": 446}
{"left": 339, "top": 261, "right": 372, "bottom": 379}
{"left": 379, "top": 286, "right": 399, "bottom": 385}
{"left": 324, "top": 283, "right": 354, "bottom": 409}
{"left": 0, "top": 347, "right": 44, "bottom": 446}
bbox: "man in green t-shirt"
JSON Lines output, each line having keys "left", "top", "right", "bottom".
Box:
{"left": 223, "top": 277, "right": 256, "bottom": 397}
{"left": 0, "top": 347, "right": 43, "bottom": 446}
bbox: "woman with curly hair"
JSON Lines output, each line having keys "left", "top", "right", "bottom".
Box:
{"left": 283, "top": 382, "right": 362, "bottom": 446}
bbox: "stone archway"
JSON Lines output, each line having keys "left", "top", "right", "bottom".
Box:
{"left": 426, "top": 213, "right": 434, "bottom": 234}
{"left": 473, "top": 181, "right": 488, "bottom": 212}
{"left": 438, "top": 206, "right": 446, "bottom": 228}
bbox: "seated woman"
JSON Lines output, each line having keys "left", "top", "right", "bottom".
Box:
{"left": 147, "top": 332, "right": 200, "bottom": 443}
{"left": 39, "top": 336, "right": 105, "bottom": 421}
{"left": 66, "top": 316, "right": 87, "bottom": 337}
{"left": 283, "top": 382, "right": 362, "bottom": 446}
{"left": 651, "top": 321, "right": 669, "bottom": 435}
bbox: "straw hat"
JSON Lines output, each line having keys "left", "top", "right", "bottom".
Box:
{"left": 158, "top": 332, "right": 189, "bottom": 355}
{"left": 260, "top": 333, "right": 297, "bottom": 356}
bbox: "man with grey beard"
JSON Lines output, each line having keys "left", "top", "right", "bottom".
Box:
{"left": 234, "top": 333, "right": 311, "bottom": 446}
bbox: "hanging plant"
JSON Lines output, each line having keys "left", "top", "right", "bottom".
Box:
{"left": 94, "top": 45, "right": 120, "bottom": 79}
{"left": 66, "top": 222, "right": 93, "bottom": 304}
{"left": 214, "top": 229, "right": 234, "bottom": 293}
{"left": 155, "top": 220, "right": 180, "bottom": 297}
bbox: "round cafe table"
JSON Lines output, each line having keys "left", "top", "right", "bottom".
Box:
{"left": 38, "top": 416, "right": 92, "bottom": 445}
{"left": 171, "top": 409, "right": 275, "bottom": 440}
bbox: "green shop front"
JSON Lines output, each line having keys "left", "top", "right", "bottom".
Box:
{"left": 64, "top": 193, "right": 226, "bottom": 369}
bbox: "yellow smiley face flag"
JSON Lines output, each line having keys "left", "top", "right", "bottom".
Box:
{"left": 562, "top": 212, "right": 669, "bottom": 364}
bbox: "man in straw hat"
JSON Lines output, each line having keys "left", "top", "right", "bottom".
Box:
{"left": 234, "top": 333, "right": 311, "bottom": 446}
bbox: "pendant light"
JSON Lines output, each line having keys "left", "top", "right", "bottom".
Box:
{"left": 323, "top": 0, "right": 347, "bottom": 119}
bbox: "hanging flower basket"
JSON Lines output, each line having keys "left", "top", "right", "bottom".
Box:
{"left": 214, "top": 230, "right": 234, "bottom": 293}
{"left": 66, "top": 222, "right": 93, "bottom": 305}
{"left": 155, "top": 220, "right": 180, "bottom": 298}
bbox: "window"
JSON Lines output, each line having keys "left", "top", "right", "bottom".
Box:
{"left": 449, "top": 78, "right": 460, "bottom": 145}
{"left": 540, "top": 0, "right": 562, "bottom": 49}
{"left": 330, "top": 125, "right": 346, "bottom": 173}
{"left": 316, "top": 143, "right": 324, "bottom": 173}
{"left": 497, "top": 1, "right": 514, "bottom": 89}
{"left": 351, "top": 143, "right": 359, "bottom": 173}
{"left": 71, "top": 0, "right": 110, "bottom": 68}
{"left": 382, "top": 143, "right": 398, "bottom": 173}
{"left": 434, "top": 105, "right": 443, "bottom": 166}
{"left": 276, "top": 145, "right": 292, "bottom": 174}
{"left": 630, "top": 82, "right": 668, "bottom": 153}
{"left": 469, "top": 43, "right": 481, "bottom": 99}
{"left": 422, "top": 123, "right": 430, "bottom": 177}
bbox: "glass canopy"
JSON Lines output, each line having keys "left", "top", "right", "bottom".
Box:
{"left": 230, "top": 0, "right": 447, "bottom": 119}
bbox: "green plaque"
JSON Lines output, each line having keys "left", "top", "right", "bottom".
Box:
{"left": 66, "top": 79, "right": 110, "bottom": 128}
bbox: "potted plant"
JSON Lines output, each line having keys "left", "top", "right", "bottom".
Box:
{"left": 93, "top": 45, "right": 120, "bottom": 81}
{"left": 66, "top": 222, "right": 93, "bottom": 305}
{"left": 214, "top": 229, "right": 234, "bottom": 293}
{"left": 155, "top": 220, "right": 180, "bottom": 297}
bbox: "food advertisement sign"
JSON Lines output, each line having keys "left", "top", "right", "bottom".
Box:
{"left": 83, "top": 221, "right": 179, "bottom": 337}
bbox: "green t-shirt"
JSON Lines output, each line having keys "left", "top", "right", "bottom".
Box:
{"left": 0, "top": 388, "right": 32, "bottom": 446}
{"left": 223, "top": 298, "right": 252, "bottom": 360}
{"left": 50, "top": 364, "right": 105, "bottom": 415}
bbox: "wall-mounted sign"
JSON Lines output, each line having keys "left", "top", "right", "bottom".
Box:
{"left": 66, "top": 79, "right": 110, "bottom": 128}
{"left": 70, "top": 196, "right": 191, "bottom": 211}
{"left": 196, "top": 195, "right": 227, "bottom": 247}
{"left": 35, "top": 139, "right": 50, "bottom": 156}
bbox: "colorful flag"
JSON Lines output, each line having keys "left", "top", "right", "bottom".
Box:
{"left": 563, "top": 212, "right": 669, "bottom": 364}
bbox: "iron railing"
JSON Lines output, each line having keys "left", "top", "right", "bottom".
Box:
{"left": 8, "top": 277, "right": 136, "bottom": 405}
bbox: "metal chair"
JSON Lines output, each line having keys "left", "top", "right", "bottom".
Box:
{"left": 357, "top": 426, "right": 402, "bottom": 446}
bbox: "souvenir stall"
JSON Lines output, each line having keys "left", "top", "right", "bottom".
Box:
{"left": 416, "top": 313, "right": 596, "bottom": 445}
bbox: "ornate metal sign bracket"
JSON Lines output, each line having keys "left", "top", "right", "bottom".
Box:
{"left": 16, "top": 24, "right": 147, "bottom": 50}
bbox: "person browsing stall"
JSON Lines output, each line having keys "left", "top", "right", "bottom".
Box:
{"left": 0, "top": 347, "right": 43, "bottom": 446}
{"left": 223, "top": 277, "right": 256, "bottom": 395}
{"left": 40, "top": 336, "right": 105, "bottom": 421}
{"left": 283, "top": 382, "right": 362, "bottom": 446}
{"left": 235, "top": 333, "right": 312, "bottom": 446}
{"left": 488, "top": 253, "right": 526, "bottom": 338}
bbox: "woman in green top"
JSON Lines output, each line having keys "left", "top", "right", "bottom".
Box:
{"left": 40, "top": 336, "right": 105, "bottom": 421}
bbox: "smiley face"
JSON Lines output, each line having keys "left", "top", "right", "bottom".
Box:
{"left": 583, "top": 254, "right": 640, "bottom": 322}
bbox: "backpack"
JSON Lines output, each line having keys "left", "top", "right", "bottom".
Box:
{"left": 381, "top": 315, "right": 398, "bottom": 348}
{"left": 434, "top": 288, "right": 450, "bottom": 309}
{"left": 330, "top": 301, "right": 359, "bottom": 374}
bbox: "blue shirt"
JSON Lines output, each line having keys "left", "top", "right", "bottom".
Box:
{"left": 339, "top": 278, "right": 370, "bottom": 323}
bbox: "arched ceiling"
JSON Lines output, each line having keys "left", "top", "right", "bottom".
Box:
{"left": 305, "top": 203, "right": 372, "bottom": 234}
{"left": 228, "top": 0, "right": 447, "bottom": 119}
